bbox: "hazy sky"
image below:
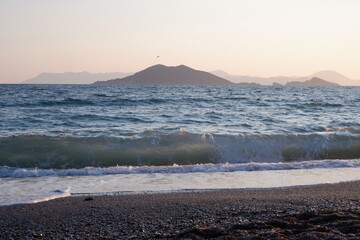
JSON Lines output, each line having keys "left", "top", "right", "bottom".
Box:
{"left": 1, "top": 0, "right": 360, "bottom": 83}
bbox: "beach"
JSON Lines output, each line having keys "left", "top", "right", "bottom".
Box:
{"left": 1, "top": 85, "right": 360, "bottom": 239}
{"left": 0, "top": 181, "right": 359, "bottom": 239}
{"left": 2, "top": 1, "right": 360, "bottom": 238}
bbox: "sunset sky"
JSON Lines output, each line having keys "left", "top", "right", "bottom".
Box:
{"left": 1, "top": 0, "right": 360, "bottom": 83}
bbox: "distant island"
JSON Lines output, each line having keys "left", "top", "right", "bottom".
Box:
{"left": 94, "top": 65, "right": 233, "bottom": 85}
{"left": 94, "top": 65, "right": 340, "bottom": 86}
{"left": 23, "top": 72, "right": 131, "bottom": 84}
{"left": 272, "top": 77, "right": 340, "bottom": 87}
{"left": 211, "top": 70, "right": 360, "bottom": 86}
{"left": 237, "top": 82, "right": 261, "bottom": 86}
{"left": 23, "top": 66, "right": 359, "bottom": 86}
{"left": 284, "top": 77, "right": 340, "bottom": 86}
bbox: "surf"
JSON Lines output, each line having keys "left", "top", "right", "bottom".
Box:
{"left": 1, "top": 129, "right": 360, "bottom": 170}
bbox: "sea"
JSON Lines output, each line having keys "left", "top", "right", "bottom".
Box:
{"left": 1, "top": 84, "right": 360, "bottom": 206}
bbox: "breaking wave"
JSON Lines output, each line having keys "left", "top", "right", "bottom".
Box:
{"left": 1, "top": 159, "right": 360, "bottom": 178}
{"left": 1, "top": 129, "right": 360, "bottom": 170}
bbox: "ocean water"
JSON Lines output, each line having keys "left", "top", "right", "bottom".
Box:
{"left": 1, "top": 84, "right": 360, "bottom": 205}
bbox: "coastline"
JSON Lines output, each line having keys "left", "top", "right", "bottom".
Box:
{"left": 1, "top": 181, "right": 359, "bottom": 239}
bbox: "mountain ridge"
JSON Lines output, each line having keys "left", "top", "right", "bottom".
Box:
{"left": 23, "top": 72, "right": 131, "bottom": 84}
{"left": 22, "top": 67, "right": 360, "bottom": 86}
{"left": 211, "top": 70, "right": 360, "bottom": 86}
{"left": 285, "top": 77, "right": 340, "bottom": 86}
{"left": 94, "top": 64, "right": 233, "bottom": 85}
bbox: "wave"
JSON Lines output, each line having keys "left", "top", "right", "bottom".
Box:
{"left": 305, "top": 102, "right": 343, "bottom": 107}
{"left": 325, "top": 128, "right": 360, "bottom": 134}
{"left": 1, "top": 97, "right": 172, "bottom": 108}
{"left": 0, "top": 98, "right": 95, "bottom": 107}
{"left": 1, "top": 129, "right": 360, "bottom": 169}
{"left": 285, "top": 102, "right": 344, "bottom": 109}
{"left": 110, "top": 98, "right": 169, "bottom": 105}
{"left": 1, "top": 159, "right": 359, "bottom": 178}
{"left": 39, "top": 98, "right": 94, "bottom": 106}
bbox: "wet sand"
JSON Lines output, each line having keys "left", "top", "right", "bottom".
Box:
{"left": 0, "top": 181, "right": 359, "bottom": 239}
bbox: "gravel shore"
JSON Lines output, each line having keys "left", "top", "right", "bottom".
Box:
{"left": 1, "top": 181, "right": 359, "bottom": 239}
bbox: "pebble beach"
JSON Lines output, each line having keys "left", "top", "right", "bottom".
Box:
{"left": 1, "top": 181, "right": 359, "bottom": 239}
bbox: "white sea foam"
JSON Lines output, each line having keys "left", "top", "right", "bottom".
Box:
{"left": 0, "top": 184, "right": 71, "bottom": 206}
{"left": 1, "top": 167, "right": 360, "bottom": 206}
{"left": 1, "top": 159, "right": 359, "bottom": 178}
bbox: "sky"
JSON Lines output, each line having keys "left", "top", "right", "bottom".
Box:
{"left": 1, "top": 0, "right": 360, "bottom": 83}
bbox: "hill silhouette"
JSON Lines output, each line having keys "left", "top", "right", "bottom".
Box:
{"left": 23, "top": 72, "right": 131, "bottom": 84}
{"left": 285, "top": 77, "right": 340, "bottom": 86}
{"left": 212, "top": 70, "right": 360, "bottom": 86}
{"left": 309, "top": 71, "right": 353, "bottom": 85}
{"left": 94, "top": 65, "right": 233, "bottom": 85}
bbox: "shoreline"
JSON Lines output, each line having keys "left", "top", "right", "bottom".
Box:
{"left": 69, "top": 179, "right": 360, "bottom": 196}
{"left": 1, "top": 181, "right": 359, "bottom": 239}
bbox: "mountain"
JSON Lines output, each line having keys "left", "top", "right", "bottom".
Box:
{"left": 23, "top": 68, "right": 360, "bottom": 86}
{"left": 211, "top": 71, "right": 303, "bottom": 85}
{"left": 23, "top": 72, "right": 131, "bottom": 84}
{"left": 285, "top": 77, "right": 340, "bottom": 86}
{"left": 272, "top": 82, "right": 283, "bottom": 86}
{"left": 211, "top": 70, "right": 360, "bottom": 86}
{"left": 309, "top": 71, "right": 358, "bottom": 86}
{"left": 94, "top": 65, "right": 233, "bottom": 85}
{"left": 211, "top": 70, "right": 231, "bottom": 79}
{"left": 237, "top": 82, "right": 261, "bottom": 86}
